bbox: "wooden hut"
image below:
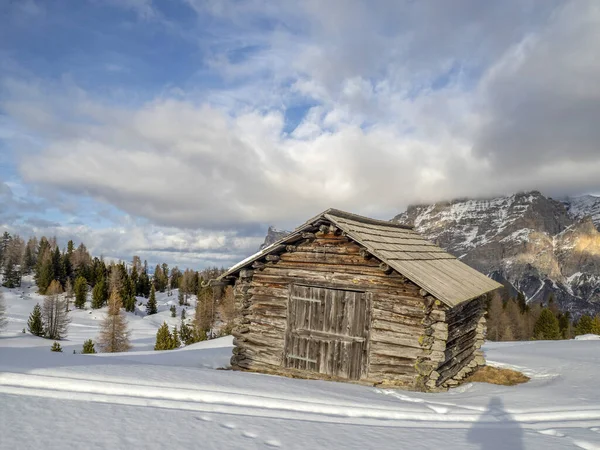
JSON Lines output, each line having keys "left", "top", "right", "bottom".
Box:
{"left": 217, "top": 209, "right": 502, "bottom": 391}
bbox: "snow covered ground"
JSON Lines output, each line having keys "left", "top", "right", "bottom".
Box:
{"left": 1, "top": 281, "right": 600, "bottom": 449}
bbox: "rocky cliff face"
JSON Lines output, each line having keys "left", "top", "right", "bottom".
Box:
{"left": 259, "top": 226, "right": 290, "bottom": 250}
{"left": 392, "top": 191, "right": 600, "bottom": 316}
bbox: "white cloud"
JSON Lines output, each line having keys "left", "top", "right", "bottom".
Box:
{"left": 2, "top": 0, "right": 600, "bottom": 267}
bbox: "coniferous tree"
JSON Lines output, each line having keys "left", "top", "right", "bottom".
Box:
{"left": 179, "top": 321, "right": 191, "bottom": 344}
{"left": 0, "top": 292, "right": 7, "bottom": 332}
{"left": 593, "top": 316, "right": 600, "bottom": 335}
{"left": 92, "top": 278, "right": 107, "bottom": 309}
{"left": 154, "top": 322, "right": 173, "bottom": 350}
{"left": 558, "top": 312, "right": 572, "bottom": 339}
{"left": 124, "top": 277, "right": 136, "bottom": 312}
{"left": 178, "top": 289, "right": 184, "bottom": 306}
{"left": 74, "top": 276, "right": 88, "bottom": 309}
{"left": 35, "top": 244, "right": 54, "bottom": 294}
{"left": 181, "top": 308, "right": 186, "bottom": 321}
{"left": 172, "top": 325, "right": 181, "bottom": 348}
{"left": 82, "top": 339, "right": 96, "bottom": 354}
{"left": 170, "top": 305, "right": 176, "bottom": 317}
{"left": 2, "top": 257, "right": 20, "bottom": 288}
{"left": 50, "top": 341, "right": 62, "bottom": 352}
{"left": 28, "top": 303, "right": 44, "bottom": 336}
{"left": 533, "top": 308, "right": 561, "bottom": 340}
{"left": 575, "top": 315, "right": 594, "bottom": 335}
{"left": 516, "top": 291, "right": 528, "bottom": 313}
{"left": 146, "top": 285, "right": 158, "bottom": 315}
{"left": 52, "top": 246, "right": 65, "bottom": 288}
{"left": 97, "top": 291, "right": 131, "bottom": 353}
{"left": 22, "top": 239, "right": 36, "bottom": 274}
{"left": 43, "top": 280, "right": 70, "bottom": 340}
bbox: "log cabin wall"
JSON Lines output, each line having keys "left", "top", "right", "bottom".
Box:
{"left": 434, "top": 296, "right": 486, "bottom": 388}
{"left": 229, "top": 228, "right": 468, "bottom": 390}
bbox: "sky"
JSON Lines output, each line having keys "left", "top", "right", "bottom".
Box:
{"left": 1, "top": 0, "right": 599, "bottom": 270}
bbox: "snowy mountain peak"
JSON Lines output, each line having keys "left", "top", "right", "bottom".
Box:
{"left": 393, "top": 191, "right": 600, "bottom": 316}
{"left": 564, "top": 194, "right": 600, "bottom": 228}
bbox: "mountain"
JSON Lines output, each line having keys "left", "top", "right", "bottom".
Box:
{"left": 392, "top": 191, "right": 600, "bottom": 317}
{"left": 259, "top": 226, "right": 291, "bottom": 250}
{"left": 564, "top": 195, "right": 600, "bottom": 227}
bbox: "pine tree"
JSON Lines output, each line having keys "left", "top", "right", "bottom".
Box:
{"left": 533, "top": 308, "right": 561, "bottom": 340}
{"left": 74, "top": 276, "right": 88, "bottom": 309}
{"left": 0, "top": 292, "right": 7, "bottom": 332}
{"left": 178, "top": 289, "right": 184, "bottom": 306}
{"left": 43, "top": 280, "right": 70, "bottom": 340}
{"left": 558, "top": 312, "right": 572, "bottom": 339}
{"left": 82, "top": 339, "right": 96, "bottom": 354}
{"left": 575, "top": 315, "right": 594, "bottom": 335}
{"left": 92, "top": 278, "right": 107, "bottom": 309}
{"left": 170, "top": 305, "right": 176, "bottom": 317}
{"left": 172, "top": 326, "right": 181, "bottom": 348}
{"left": 592, "top": 315, "right": 600, "bottom": 335}
{"left": 154, "top": 322, "right": 173, "bottom": 350}
{"left": 28, "top": 303, "right": 44, "bottom": 336}
{"left": 181, "top": 308, "right": 186, "bottom": 321}
{"left": 22, "top": 241, "right": 35, "bottom": 274}
{"left": 2, "top": 257, "right": 21, "bottom": 288}
{"left": 124, "top": 277, "right": 136, "bottom": 313}
{"left": 97, "top": 291, "right": 131, "bottom": 353}
{"left": 50, "top": 341, "right": 62, "bottom": 352}
{"left": 146, "top": 285, "right": 158, "bottom": 315}
{"left": 179, "top": 321, "right": 191, "bottom": 344}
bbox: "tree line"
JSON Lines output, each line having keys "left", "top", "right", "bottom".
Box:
{"left": 0, "top": 230, "right": 229, "bottom": 353}
{"left": 486, "top": 292, "right": 600, "bottom": 341}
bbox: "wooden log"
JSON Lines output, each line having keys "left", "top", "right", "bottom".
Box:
{"left": 241, "top": 332, "right": 284, "bottom": 349}
{"left": 369, "top": 353, "right": 419, "bottom": 367}
{"left": 359, "top": 248, "right": 372, "bottom": 259}
{"left": 240, "top": 269, "right": 254, "bottom": 279}
{"left": 252, "top": 261, "right": 265, "bottom": 270}
{"left": 319, "top": 224, "right": 329, "bottom": 234}
{"left": 372, "top": 295, "right": 426, "bottom": 316}
{"left": 368, "top": 364, "right": 416, "bottom": 376}
{"left": 371, "top": 318, "right": 424, "bottom": 336}
{"left": 370, "top": 342, "right": 427, "bottom": 360}
{"left": 379, "top": 262, "right": 394, "bottom": 274}
{"left": 371, "top": 309, "right": 424, "bottom": 327}
{"left": 301, "top": 232, "right": 316, "bottom": 240}
{"left": 252, "top": 272, "right": 406, "bottom": 292}
{"left": 265, "top": 260, "right": 391, "bottom": 277}
{"left": 265, "top": 254, "right": 280, "bottom": 262}
{"left": 280, "top": 251, "right": 381, "bottom": 267}
{"left": 285, "top": 245, "right": 297, "bottom": 252}
{"left": 370, "top": 330, "right": 422, "bottom": 349}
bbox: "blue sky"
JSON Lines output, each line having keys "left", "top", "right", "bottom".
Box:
{"left": 1, "top": 0, "right": 599, "bottom": 269}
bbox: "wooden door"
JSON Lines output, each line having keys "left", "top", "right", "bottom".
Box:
{"left": 284, "top": 285, "right": 370, "bottom": 380}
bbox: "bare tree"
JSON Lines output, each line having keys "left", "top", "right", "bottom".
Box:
{"left": 98, "top": 291, "right": 131, "bottom": 353}
{"left": 195, "top": 286, "right": 214, "bottom": 334}
{"left": 42, "top": 280, "right": 70, "bottom": 340}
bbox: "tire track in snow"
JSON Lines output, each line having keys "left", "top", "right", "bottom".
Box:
{"left": 1, "top": 372, "right": 600, "bottom": 431}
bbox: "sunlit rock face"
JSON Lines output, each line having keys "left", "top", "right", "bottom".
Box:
{"left": 393, "top": 191, "right": 600, "bottom": 317}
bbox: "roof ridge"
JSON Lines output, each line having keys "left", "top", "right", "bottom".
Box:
{"left": 325, "top": 208, "right": 413, "bottom": 230}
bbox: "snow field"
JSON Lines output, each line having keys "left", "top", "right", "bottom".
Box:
{"left": 1, "top": 280, "right": 600, "bottom": 449}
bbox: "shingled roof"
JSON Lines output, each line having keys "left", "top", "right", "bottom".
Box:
{"left": 220, "top": 208, "right": 502, "bottom": 308}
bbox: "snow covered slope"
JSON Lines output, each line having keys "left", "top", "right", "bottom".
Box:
{"left": 566, "top": 195, "right": 600, "bottom": 228}
{"left": 1, "top": 285, "right": 600, "bottom": 449}
{"left": 393, "top": 191, "right": 600, "bottom": 316}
